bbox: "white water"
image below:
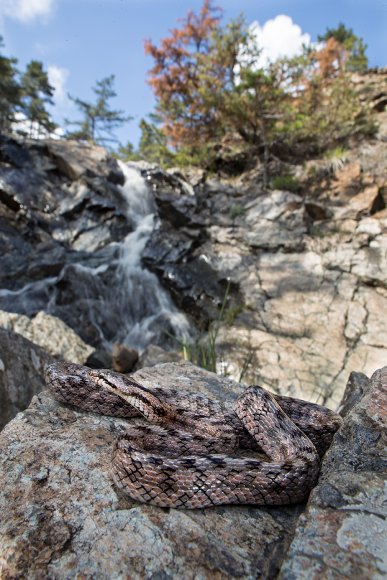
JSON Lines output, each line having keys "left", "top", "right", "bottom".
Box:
{"left": 112, "top": 161, "right": 190, "bottom": 350}
{"left": 0, "top": 162, "right": 190, "bottom": 352}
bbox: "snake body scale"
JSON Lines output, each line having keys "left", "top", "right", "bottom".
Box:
{"left": 45, "top": 361, "right": 343, "bottom": 509}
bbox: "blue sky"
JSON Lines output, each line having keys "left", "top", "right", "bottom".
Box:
{"left": 1, "top": 0, "right": 386, "bottom": 147}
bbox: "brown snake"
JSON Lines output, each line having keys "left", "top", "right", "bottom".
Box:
{"left": 45, "top": 361, "right": 343, "bottom": 509}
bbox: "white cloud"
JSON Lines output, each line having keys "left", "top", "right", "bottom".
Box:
{"left": 48, "top": 65, "right": 69, "bottom": 104}
{"left": 249, "top": 15, "right": 311, "bottom": 67}
{"left": 0, "top": 0, "right": 54, "bottom": 23}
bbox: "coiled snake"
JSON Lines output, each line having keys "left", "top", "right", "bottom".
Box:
{"left": 45, "top": 362, "right": 342, "bottom": 509}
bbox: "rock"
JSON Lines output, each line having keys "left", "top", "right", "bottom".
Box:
{"left": 135, "top": 344, "right": 183, "bottom": 369}
{"left": 337, "top": 371, "right": 370, "bottom": 416}
{"left": 0, "top": 328, "right": 53, "bottom": 430}
{"left": 0, "top": 362, "right": 385, "bottom": 578}
{"left": 46, "top": 139, "right": 109, "bottom": 180}
{"left": 0, "top": 361, "right": 304, "bottom": 578}
{"left": 304, "top": 201, "right": 333, "bottom": 221}
{"left": 238, "top": 190, "right": 307, "bottom": 251}
{"left": 279, "top": 367, "right": 387, "bottom": 579}
{"left": 155, "top": 192, "right": 199, "bottom": 228}
{"left": 143, "top": 226, "right": 232, "bottom": 326}
{"left": 143, "top": 156, "right": 387, "bottom": 407}
{"left": 167, "top": 166, "right": 206, "bottom": 188}
{"left": 112, "top": 343, "right": 139, "bottom": 373}
{"left": 336, "top": 185, "right": 385, "bottom": 219}
{"left": 0, "top": 310, "right": 94, "bottom": 364}
{"left": 85, "top": 348, "right": 113, "bottom": 369}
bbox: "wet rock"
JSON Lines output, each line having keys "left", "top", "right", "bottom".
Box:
{"left": 143, "top": 165, "right": 195, "bottom": 197}
{"left": 0, "top": 328, "right": 53, "bottom": 430}
{"left": 0, "top": 137, "right": 139, "bottom": 351}
{"left": 0, "top": 310, "right": 94, "bottom": 364}
{"left": 279, "top": 367, "right": 387, "bottom": 579}
{"left": 0, "top": 134, "right": 32, "bottom": 168}
{"left": 112, "top": 343, "right": 139, "bottom": 373}
{"left": 0, "top": 361, "right": 303, "bottom": 579}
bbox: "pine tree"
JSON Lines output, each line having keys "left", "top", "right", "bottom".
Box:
{"left": 0, "top": 37, "right": 21, "bottom": 134}
{"left": 20, "top": 60, "right": 56, "bottom": 137}
{"left": 66, "top": 75, "right": 131, "bottom": 149}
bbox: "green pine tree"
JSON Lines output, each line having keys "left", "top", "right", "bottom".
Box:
{"left": 20, "top": 60, "right": 56, "bottom": 137}
{"left": 0, "top": 36, "right": 21, "bottom": 134}
{"left": 66, "top": 75, "right": 132, "bottom": 149}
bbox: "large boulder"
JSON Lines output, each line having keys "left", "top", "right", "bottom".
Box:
{"left": 0, "top": 362, "right": 385, "bottom": 578}
{"left": 142, "top": 158, "right": 387, "bottom": 406}
{"left": 0, "top": 310, "right": 94, "bottom": 364}
{"left": 0, "top": 362, "right": 301, "bottom": 578}
{"left": 0, "top": 328, "right": 53, "bottom": 430}
{"left": 279, "top": 367, "right": 387, "bottom": 578}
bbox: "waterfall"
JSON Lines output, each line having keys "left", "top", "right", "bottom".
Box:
{"left": 0, "top": 162, "right": 190, "bottom": 353}
{"left": 111, "top": 161, "right": 190, "bottom": 350}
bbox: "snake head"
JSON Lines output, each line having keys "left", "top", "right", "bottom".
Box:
{"left": 86, "top": 368, "right": 178, "bottom": 424}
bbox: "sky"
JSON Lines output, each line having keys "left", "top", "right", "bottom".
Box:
{"left": 0, "top": 0, "right": 386, "bottom": 147}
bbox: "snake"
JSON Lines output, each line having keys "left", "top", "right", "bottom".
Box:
{"left": 44, "top": 361, "right": 343, "bottom": 509}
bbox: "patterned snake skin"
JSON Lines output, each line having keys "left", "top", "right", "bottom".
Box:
{"left": 45, "top": 361, "right": 343, "bottom": 508}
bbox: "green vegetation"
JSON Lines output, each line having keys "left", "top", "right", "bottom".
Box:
{"left": 270, "top": 174, "right": 301, "bottom": 192}
{"left": 143, "top": 2, "right": 375, "bottom": 173}
{"left": 317, "top": 23, "right": 368, "bottom": 72}
{"left": 20, "top": 60, "right": 56, "bottom": 137}
{"left": 0, "top": 37, "right": 21, "bottom": 134}
{"left": 323, "top": 146, "right": 350, "bottom": 173}
{"left": 169, "top": 280, "right": 231, "bottom": 373}
{"left": 117, "top": 114, "right": 175, "bottom": 167}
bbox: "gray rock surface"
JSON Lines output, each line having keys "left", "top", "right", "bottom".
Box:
{"left": 0, "top": 310, "right": 94, "bottom": 364}
{"left": 143, "top": 139, "right": 387, "bottom": 407}
{"left": 135, "top": 343, "right": 183, "bottom": 369}
{"left": 0, "top": 362, "right": 385, "bottom": 579}
{"left": 0, "top": 328, "right": 53, "bottom": 430}
{"left": 279, "top": 366, "right": 387, "bottom": 579}
{"left": 0, "top": 362, "right": 301, "bottom": 579}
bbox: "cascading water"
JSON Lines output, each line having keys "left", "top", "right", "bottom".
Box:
{"left": 0, "top": 161, "right": 190, "bottom": 352}
{"left": 111, "top": 161, "right": 190, "bottom": 350}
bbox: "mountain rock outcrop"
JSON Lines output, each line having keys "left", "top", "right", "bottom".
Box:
{"left": 0, "top": 328, "right": 53, "bottom": 430}
{"left": 142, "top": 89, "right": 387, "bottom": 406}
{"left": 0, "top": 362, "right": 385, "bottom": 579}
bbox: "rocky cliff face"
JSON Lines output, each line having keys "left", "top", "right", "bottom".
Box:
{"left": 143, "top": 149, "right": 387, "bottom": 407}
